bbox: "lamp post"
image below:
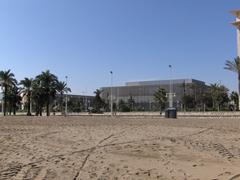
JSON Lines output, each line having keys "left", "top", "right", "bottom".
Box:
{"left": 65, "top": 76, "right": 68, "bottom": 116}
{"left": 110, "top": 71, "right": 113, "bottom": 117}
{"left": 167, "top": 65, "right": 174, "bottom": 108}
{"left": 231, "top": 10, "right": 240, "bottom": 110}
{"left": 165, "top": 65, "right": 177, "bottom": 118}
{"left": 231, "top": 10, "right": 240, "bottom": 57}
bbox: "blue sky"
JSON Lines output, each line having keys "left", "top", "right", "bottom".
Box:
{"left": 0, "top": 0, "right": 239, "bottom": 95}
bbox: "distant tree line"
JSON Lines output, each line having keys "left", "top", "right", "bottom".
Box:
{"left": 0, "top": 69, "right": 71, "bottom": 116}
{"left": 180, "top": 83, "right": 235, "bottom": 111}
{"left": 1, "top": 56, "right": 240, "bottom": 115}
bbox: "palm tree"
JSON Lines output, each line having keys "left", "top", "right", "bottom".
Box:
{"left": 127, "top": 95, "right": 135, "bottom": 111}
{"left": 56, "top": 80, "right": 71, "bottom": 115}
{"left": 209, "top": 83, "right": 229, "bottom": 111}
{"left": 0, "top": 70, "right": 17, "bottom": 116}
{"left": 35, "top": 70, "right": 58, "bottom": 116}
{"left": 93, "top": 89, "right": 105, "bottom": 113}
{"left": 8, "top": 85, "right": 21, "bottom": 115}
{"left": 225, "top": 57, "right": 240, "bottom": 110}
{"left": 184, "top": 83, "right": 205, "bottom": 111}
{"left": 20, "top": 78, "right": 33, "bottom": 116}
{"left": 154, "top": 88, "right": 167, "bottom": 114}
{"left": 182, "top": 94, "right": 195, "bottom": 111}
{"left": 118, "top": 99, "right": 130, "bottom": 112}
{"left": 230, "top": 91, "right": 239, "bottom": 110}
{"left": 32, "top": 79, "right": 45, "bottom": 116}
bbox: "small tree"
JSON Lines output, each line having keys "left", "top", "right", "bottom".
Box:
{"left": 230, "top": 91, "right": 239, "bottom": 110}
{"left": 118, "top": 99, "right": 130, "bottom": 112}
{"left": 127, "top": 95, "right": 135, "bottom": 111}
{"left": 32, "top": 79, "right": 45, "bottom": 116}
{"left": 0, "top": 70, "right": 17, "bottom": 116}
{"left": 201, "top": 91, "right": 213, "bottom": 111}
{"left": 7, "top": 85, "right": 21, "bottom": 115}
{"left": 224, "top": 57, "right": 240, "bottom": 110}
{"left": 56, "top": 80, "right": 71, "bottom": 115}
{"left": 154, "top": 88, "right": 167, "bottom": 114}
{"left": 209, "top": 83, "right": 229, "bottom": 111}
{"left": 20, "top": 78, "right": 33, "bottom": 116}
{"left": 35, "top": 70, "right": 58, "bottom": 116}
{"left": 183, "top": 83, "right": 205, "bottom": 111}
{"left": 93, "top": 89, "right": 105, "bottom": 113}
{"left": 182, "top": 94, "right": 195, "bottom": 111}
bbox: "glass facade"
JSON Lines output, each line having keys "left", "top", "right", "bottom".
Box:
{"left": 101, "top": 79, "right": 207, "bottom": 111}
{"left": 55, "top": 94, "right": 94, "bottom": 112}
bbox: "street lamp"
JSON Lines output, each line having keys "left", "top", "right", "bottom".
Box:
{"left": 231, "top": 10, "right": 240, "bottom": 110}
{"left": 65, "top": 76, "right": 68, "bottom": 116}
{"left": 167, "top": 65, "right": 175, "bottom": 108}
{"left": 165, "top": 65, "right": 177, "bottom": 118}
{"left": 110, "top": 71, "right": 113, "bottom": 117}
{"left": 231, "top": 10, "right": 240, "bottom": 56}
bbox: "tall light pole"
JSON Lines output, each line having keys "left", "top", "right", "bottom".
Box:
{"left": 169, "top": 65, "right": 173, "bottom": 108}
{"left": 231, "top": 10, "right": 240, "bottom": 56}
{"left": 65, "top": 76, "right": 68, "bottom": 116}
{"left": 167, "top": 65, "right": 175, "bottom": 108}
{"left": 110, "top": 71, "right": 113, "bottom": 117}
{"left": 231, "top": 10, "right": 240, "bottom": 110}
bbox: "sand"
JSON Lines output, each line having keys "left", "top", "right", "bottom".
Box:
{"left": 0, "top": 116, "right": 240, "bottom": 180}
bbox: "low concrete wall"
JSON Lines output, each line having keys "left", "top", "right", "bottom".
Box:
{"left": 104, "top": 111, "right": 240, "bottom": 117}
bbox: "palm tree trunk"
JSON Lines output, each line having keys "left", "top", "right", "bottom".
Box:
{"left": 35, "top": 104, "right": 39, "bottom": 116}
{"left": 46, "top": 98, "right": 50, "bottom": 116}
{"left": 13, "top": 105, "right": 16, "bottom": 115}
{"left": 3, "top": 86, "right": 7, "bottom": 116}
{"left": 60, "top": 93, "right": 63, "bottom": 115}
{"left": 35, "top": 107, "right": 38, "bottom": 116}
{"left": 27, "top": 95, "right": 31, "bottom": 116}
{"left": 40, "top": 107, "right": 42, "bottom": 116}
{"left": 9, "top": 102, "right": 12, "bottom": 115}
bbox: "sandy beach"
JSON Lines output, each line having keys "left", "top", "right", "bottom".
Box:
{"left": 0, "top": 116, "right": 240, "bottom": 180}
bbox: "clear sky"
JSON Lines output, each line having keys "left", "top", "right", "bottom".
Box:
{"left": 0, "top": 0, "right": 239, "bottom": 95}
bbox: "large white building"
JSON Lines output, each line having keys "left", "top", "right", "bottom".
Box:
{"left": 101, "top": 79, "right": 208, "bottom": 111}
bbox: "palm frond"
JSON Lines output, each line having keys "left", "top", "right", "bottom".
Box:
{"left": 224, "top": 57, "right": 240, "bottom": 73}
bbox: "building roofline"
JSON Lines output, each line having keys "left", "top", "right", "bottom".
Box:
{"left": 125, "top": 79, "right": 205, "bottom": 86}
{"left": 101, "top": 78, "right": 206, "bottom": 89}
{"left": 58, "top": 94, "right": 94, "bottom": 97}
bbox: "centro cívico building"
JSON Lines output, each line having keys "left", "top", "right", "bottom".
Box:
{"left": 100, "top": 79, "right": 208, "bottom": 111}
